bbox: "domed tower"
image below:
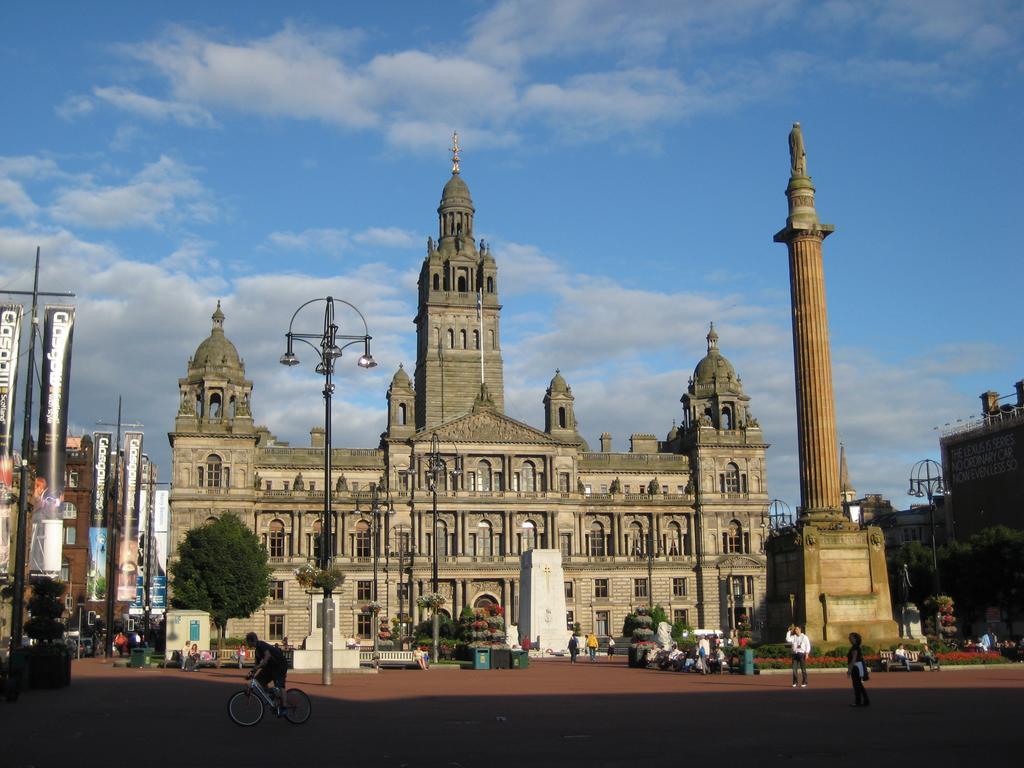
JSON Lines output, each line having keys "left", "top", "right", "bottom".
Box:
{"left": 681, "top": 323, "right": 751, "bottom": 431}
{"left": 414, "top": 133, "right": 505, "bottom": 428}
{"left": 386, "top": 364, "right": 416, "bottom": 439}
{"left": 174, "top": 302, "right": 254, "bottom": 434}
{"left": 544, "top": 369, "right": 578, "bottom": 440}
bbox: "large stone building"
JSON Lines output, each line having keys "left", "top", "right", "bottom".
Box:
{"left": 168, "top": 158, "right": 770, "bottom": 645}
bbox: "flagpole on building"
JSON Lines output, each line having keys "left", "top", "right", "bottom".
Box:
{"left": 4, "top": 247, "right": 74, "bottom": 651}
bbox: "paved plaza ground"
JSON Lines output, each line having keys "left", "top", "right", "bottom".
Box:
{"left": 4, "top": 657, "right": 1021, "bottom": 767}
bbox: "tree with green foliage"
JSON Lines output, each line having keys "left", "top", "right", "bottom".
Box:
{"left": 24, "top": 578, "right": 66, "bottom": 643}
{"left": 943, "top": 526, "right": 1024, "bottom": 629}
{"left": 889, "top": 541, "right": 936, "bottom": 608}
{"left": 170, "top": 513, "right": 271, "bottom": 648}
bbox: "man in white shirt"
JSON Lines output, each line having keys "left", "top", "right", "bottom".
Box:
{"left": 786, "top": 625, "right": 811, "bottom": 687}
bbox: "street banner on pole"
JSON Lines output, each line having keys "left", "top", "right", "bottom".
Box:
{"left": 116, "top": 431, "right": 143, "bottom": 600}
{"left": 29, "top": 305, "right": 75, "bottom": 579}
{"left": 0, "top": 304, "right": 23, "bottom": 579}
{"left": 152, "top": 489, "right": 169, "bottom": 613}
{"left": 87, "top": 431, "right": 112, "bottom": 600}
{"left": 130, "top": 456, "right": 150, "bottom": 615}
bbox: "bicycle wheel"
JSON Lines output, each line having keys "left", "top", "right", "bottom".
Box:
{"left": 228, "top": 689, "right": 265, "bottom": 726}
{"left": 283, "top": 688, "right": 311, "bottom": 724}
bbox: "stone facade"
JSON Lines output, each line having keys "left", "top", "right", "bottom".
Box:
{"left": 168, "top": 160, "right": 770, "bottom": 645}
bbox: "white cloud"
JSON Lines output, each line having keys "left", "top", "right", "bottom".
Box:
{"left": 55, "top": 94, "right": 95, "bottom": 121}
{"left": 353, "top": 227, "right": 417, "bottom": 248}
{"left": 93, "top": 86, "right": 216, "bottom": 127}
{"left": 49, "top": 155, "right": 214, "bottom": 230}
{"left": 0, "top": 179, "right": 39, "bottom": 219}
{"left": 266, "top": 228, "right": 351, "bottom": 254}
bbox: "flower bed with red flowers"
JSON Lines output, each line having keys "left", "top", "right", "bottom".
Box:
{"left": 753, "top": 651, "right": 1009, "bottom": 670}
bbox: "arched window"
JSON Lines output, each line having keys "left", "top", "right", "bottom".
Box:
{"left": 460, "top": 329, "right": 467, "bottom": 349}
{"left": 228, "top": 396, "right": 236, "bottom": 419}
{"left": 666, "top": 522, "right": 682, "bottom": 556}
{"left": 723, "top": 463, "right": 740, "bottom": 493}
{"left": 398, "top": 403, "right": 407, "bottom": 426}
{"left": 355, "top": 521, "right": 371, "bottom": 558}
{"left": 486, "top": 276, "right": 494, "bottom": 293}
{"left": 435, "top": 521, "right": 449, "bottom": 557}
{"left": 478, "top": 460, "right": 492, "bottom": 491}
{"left": 488, "top": 330, "right": 495, "bottom": 350}
{"left": 308, "top": 519, "right": 322, "bottom": 562}
{"left": 206, "top": 516, "right": 218, "bottom": 525}
{"left": 522, "top": 520, "right": 537, "bottom": 551}
{"left": 433, "top": 273, "right": 440, "bottom": 290}
{"left": 448, "top": 329, "right": 455, "bottom": 349}
{"left": 477, "top": 521, "right": 492, "bottom": 556}
{"left": 724, "top": 520, "right": 744, "bottom": 554}
{"left": 521, "top": 461, "right": 536, "bottom": 493}
{"left": 473, "top": 330, "right": 480, "bottom": 349}
{"left": 195, "top": 393, "right": 203, "bottom": 417}
{"left": 588, "top": 521, "right": 606, "bottom": 556}
{"left": 629, "top": 522, "right": 645, "bottom": 556}
{"left": 210, "top": 393, "right": 222, "bottom": 419}
{"left": 204, "top": 454, "right": 223, "bottom": 488}
{"left": 457, "top": 275, "right": 468, "bottom": 292}
{"left": 268, "top": 519, "right": 286, "bottom": 558}
{"left": 558, "top": 406, "right": 567, "bottom": 429}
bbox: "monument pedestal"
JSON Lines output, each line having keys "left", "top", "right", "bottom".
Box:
{"left": 519, "top": 549, "right": 571, "bottom": 652}
{"left": 766, "top": 519, "right": 898, "bottom": 646}
{"left": 291, "top": 594, "right": 359, "bottom": 672}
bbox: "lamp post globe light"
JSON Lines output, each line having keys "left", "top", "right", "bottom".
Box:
{"left": 908, "top": 458, "right": 946, "bottom": 642}
{"left": 280, "top": 296, "right": 376, "bottom": 685}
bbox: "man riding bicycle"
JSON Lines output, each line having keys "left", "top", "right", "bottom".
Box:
{"left": 245, "top": 631, "right": 288, "bottom": 709}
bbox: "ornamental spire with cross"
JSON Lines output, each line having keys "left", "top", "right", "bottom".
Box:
{"left": 450, "top": 130, "right": 461, "bottom": 174}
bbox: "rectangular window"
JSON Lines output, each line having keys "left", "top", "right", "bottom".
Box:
{"left": 672, "top": 577, "right": 687, "bottom": 597}
{"left": 356, "top": 613, "right": 372, "bottom": 638}
{"left": 600, "top": 484, "right": 608, "bottom": 494}
{"left": 397, "top": 583, "right": 410, "bottom": 602}
{"left": 594, "top": 578, "right": 609, "bottom": 598}
{"left": 309, "top": 481, "right": 315, "bottom": 491}
{"left": 595, "top": 611, "right": 609, "bottom": 637}
{"left": 270, "top": 580, "right": 285, "bottom": 601}
{"left": 65, "top": 526, "right": 76, "bottom": 545}
{"left": 62, "top": 502, "right": 77, "bottom": 520}
{"left": 677, "top": 485, "right": 685, "bottom": 494}
{"left": 566, "top": 610, "right": 574, "bottom": 630}
{"left": 283, "top": 481, "right": 290, "bottom": 491}
{"left": 265, "top": 480, "right": 272, "bottom": 490}
{"left": 564, "top": 581, "right": 574, "bottom": 599}
{"left": 357, "top": 580, "right": 372, "bottom": 601}
{"left": 351, "top": 482, "right": 360, "bottom": 492}
{"left": 68, "top": 471, "right": 79, "bottom": 488}
{"left": 268, "top": 614, "right": 285, "bottom": 641}
{"left": 624, "top": 485, "right": 631, "bottom": 494}
{"left": 584, "top": 484, "right": 592, "bottom": 495}
{"left": 559, "top": 472, "right": 570, "bottom": 492}
{"left": 634, "top": 578, "right": 648, "bottom": 599}
{"left": 662, "top": 485, "right": 669, "bottom": 495}
{"left": 673, "top": 609, "right": 689, "bottom": 626}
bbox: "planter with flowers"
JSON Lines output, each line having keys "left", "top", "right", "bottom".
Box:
{"left": 628, "top": 607, "right": 657, "bottom": 668}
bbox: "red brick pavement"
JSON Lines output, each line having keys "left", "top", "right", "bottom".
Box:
{"left": 4, "top": 657, "right": 1021, "bottom": 768}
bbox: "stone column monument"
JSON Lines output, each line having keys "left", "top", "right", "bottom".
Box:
{"left": 766, "top": 124, "right": 897, "bottom": 644}
{"left": 519, "top": 549, "right": 571, "bottom": 652}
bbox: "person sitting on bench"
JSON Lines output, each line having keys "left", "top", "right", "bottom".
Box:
{"left": 894, "top": 644, "right": 912, "bottom": 671}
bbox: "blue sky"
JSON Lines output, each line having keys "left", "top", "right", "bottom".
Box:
{"left": 1, "top": 0, "right": 1021, "bottom": 510}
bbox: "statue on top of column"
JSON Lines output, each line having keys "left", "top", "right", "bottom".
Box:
{"left": 789, "top": 122, "right": 807, "bottom": 177}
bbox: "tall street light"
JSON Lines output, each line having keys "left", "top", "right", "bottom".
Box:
{"left": 908, "top": 459, "right": 945, "bottom": 641}
{"left": 424, "top": 431, "right": 460, "bottom": 661}
{"left": 280, "top": 296, "right": 376, "bottom": 685}
{"left": 391, "top": 523, "right": 411, "bottom": 650}
{"left": 369, "top": 484, "right": 391, "bottom": 653}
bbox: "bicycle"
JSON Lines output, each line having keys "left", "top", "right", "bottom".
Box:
{"left": 227, "top": 677, "right": 311, "bottom": 726}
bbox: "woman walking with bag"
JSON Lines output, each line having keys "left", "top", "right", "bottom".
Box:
{"left": 847, "top": 632, "right": 870, "bottom": 708}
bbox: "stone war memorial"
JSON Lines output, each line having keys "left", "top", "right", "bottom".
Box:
{"left": 765, "top": 123, "right": 897, "bottom": 645}
{"left": 518, "top": 549, "right": 571, "bottom": 651}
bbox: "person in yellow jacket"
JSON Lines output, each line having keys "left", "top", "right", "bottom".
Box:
{"left": 586, "top": 632, "right": 599, "bottom": 662}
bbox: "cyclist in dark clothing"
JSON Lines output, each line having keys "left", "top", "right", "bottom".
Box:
{"left": 246, "top": 632, "right": 287, "bottom": 708}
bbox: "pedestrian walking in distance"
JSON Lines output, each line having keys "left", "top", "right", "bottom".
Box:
{"left": 786, "top": 625, "right": 811, "bottom": 687}
{"left": 846, "top": 632, "right": 870, "bottom": 707}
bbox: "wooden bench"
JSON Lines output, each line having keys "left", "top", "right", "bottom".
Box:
{"left": 359, "top": 650, "right": 420, "bottom": 669}
{"left": 879, "top": 649, "right": 927, "bottom": 672}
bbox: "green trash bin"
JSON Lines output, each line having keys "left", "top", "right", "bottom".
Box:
{"left": 129, "top": 648, "right": 147, "bottom": 668}
{"left": 473, "top": 647, "right": 492, "bottom": 670}
{"left": 742, "top": 648, "right": 754, "bottom": 675}
{"left": 517, "top": 650, "right": 529, "bottom": 669}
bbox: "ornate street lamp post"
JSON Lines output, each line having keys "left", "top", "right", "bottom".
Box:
{"left": 424, "top": 431, "right": 460, "bottom": 661}
{"left": 280, "top": 296, "right": 376, "bottom": 685}
{"left": 370, "top": 484, "right": 391, "bottom": 653}
{"left": 908, "top": 458, "right": 945, "bottom": 641}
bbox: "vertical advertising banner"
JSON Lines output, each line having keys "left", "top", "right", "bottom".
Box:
{"left": 29, "top": 306, "right": 75, "bottom": 579}
{"left": 116, "top": 431, "right": 143, "bottom": 601}
{"left": 87, "top": 431, "right": 112, "bottom": 600}
{"left": 0, "top": 304, "right": 23, "bottom": 579}
{"left": 131, "top": 456, "right": 150, "bottom": 615}
{"left": 152, "top": 489, "right": 169, "bottom": 614}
